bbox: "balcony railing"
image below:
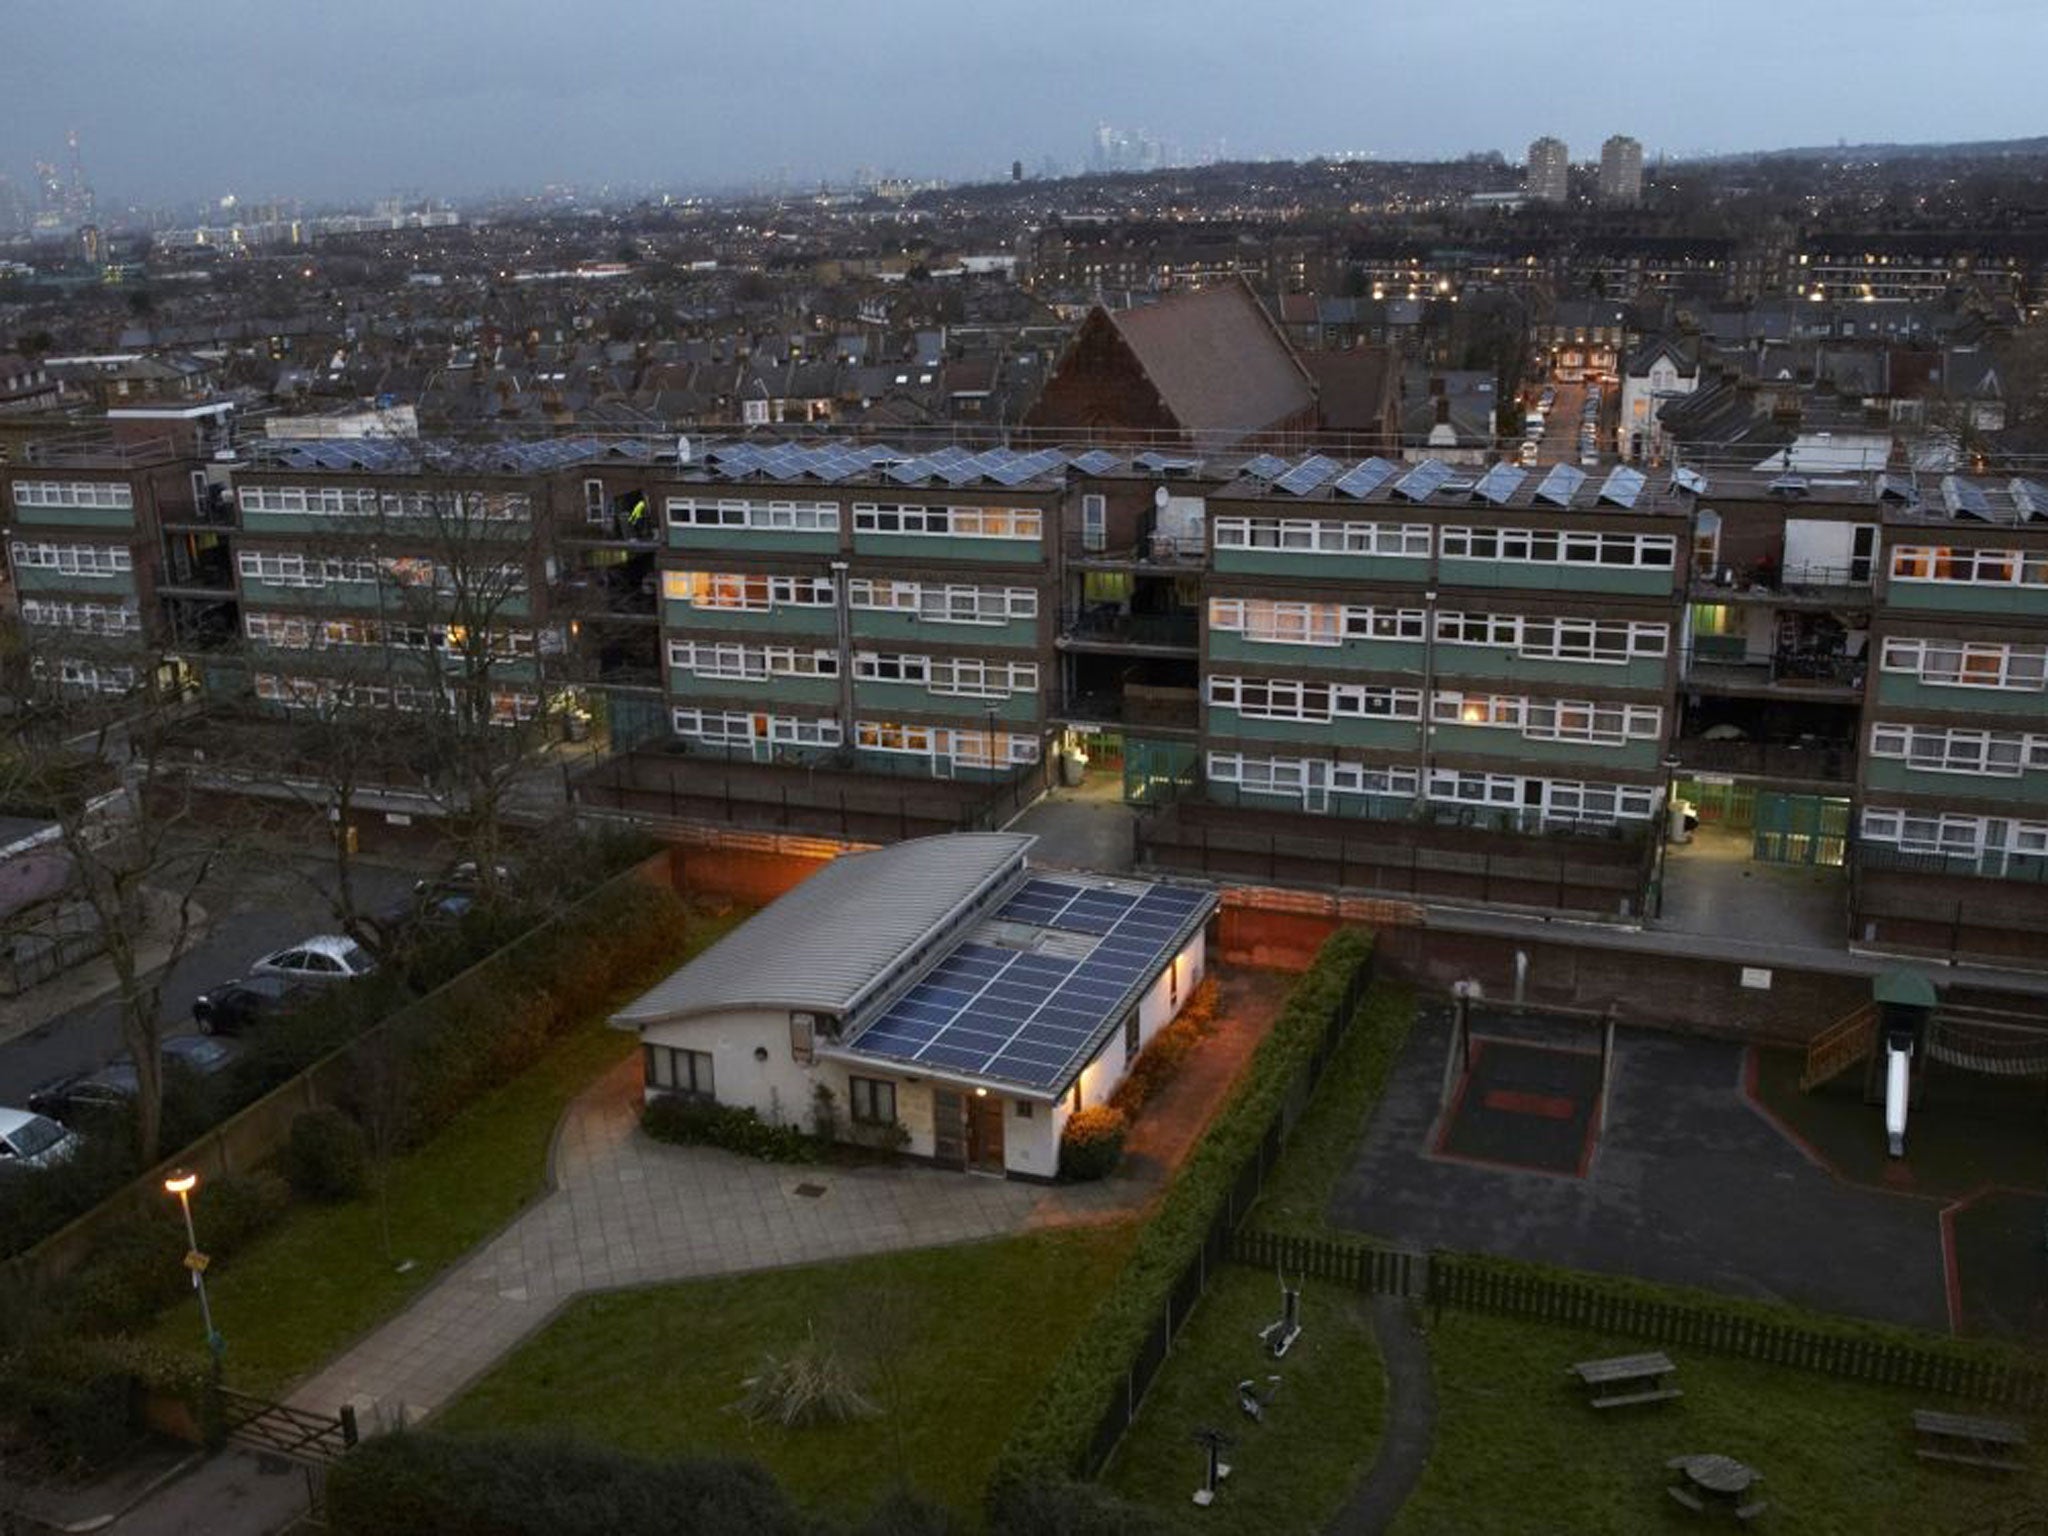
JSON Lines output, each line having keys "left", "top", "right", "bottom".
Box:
{"left": 1682, "top": 648, "right": 1864, "bottom": 692}
{"left": 1059, "top": 606, "right": 1200, "bottom": 651}
{"left": 1068, "top": 531, "right": 1207, "bottom": 567}
{"left": 1673, "top": 737, "right": 1856, "bottom": 782}
{"left": 1691, "top": 560, "right": 1874, "bottom": 599}
{"left": 1052, "top": 687, "right": 1200, "bottom": 731}
{"left": 1855, "top": 841, "right": 2048, "bottom": 886}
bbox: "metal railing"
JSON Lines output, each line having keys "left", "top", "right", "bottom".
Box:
{"left": 1058, "top": 606, "right": 1200, "bottom": 650}
{"left": 1673, "top": 737, "right": 1856, "bottom": 781}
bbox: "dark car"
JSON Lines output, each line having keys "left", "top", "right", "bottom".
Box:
{"left": 192, "top": 974, "right": 318, "bottom": 1036}
{"left": 372, "top": 885, "right": 478, "bottom": 948}
{"left": 28, "top": 1036, "right": 244, "bottom": 1126}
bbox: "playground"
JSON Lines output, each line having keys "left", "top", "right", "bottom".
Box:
{"left": 1329, "top": 995, "right": 2044, "bottom": 1333}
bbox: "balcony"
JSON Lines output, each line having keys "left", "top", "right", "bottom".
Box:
{"left": 1673, "top": 735, "right": 1856, "bottom": 784}
{"left": 557, "top": 568, "right": 658, "bottom": 620}
{"left": 158, "top": 487, "right": 238, "bottom": 530}
{"left": 1066, "top": 528, "right": 1207, "bottom": 570}
{"left": 1689, "top": 560, "right": 1874, "bottom": 609}
{"left": 1058, "top": 605, "right": 1199, "bottom": 654}
{"left": 1682, "top": 648, "right": 1864, "bottom": 701}
{"left": 1052, "top": 685, "right": 1200, "bottom": 734}
{"left": 561, "top": 509, "right": 661, "bottom": 547}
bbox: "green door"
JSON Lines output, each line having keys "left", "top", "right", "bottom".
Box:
{"left": 1753, "top": 792, "right": 1850, "bottom": 867}
{"left": 1123, "top": 738, "right": 1197, "bottom": 806}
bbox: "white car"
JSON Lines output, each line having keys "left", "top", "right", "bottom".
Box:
{"left": 250, "top": 934, "right": 378, "bottom": 983}
{"left": 0, "top": 1107, "right": 81, "bottom": 1170}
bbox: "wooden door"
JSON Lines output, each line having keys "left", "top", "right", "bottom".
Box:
{"left": 931, "top": 1090, "right": 968, "bottom": 1169}
{"left": 966, "top": 1092, "right": 1005, "bottom": 1174}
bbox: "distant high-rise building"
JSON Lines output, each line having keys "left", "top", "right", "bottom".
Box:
{"left": 1012, "top": 159, "right": 1024, "bottom": 183}
{"left": 1599, "top": 135, "right": 1644, "bottom": 207}
{"left": 1526, "top": 136, "right": 1569, "bottom": 204}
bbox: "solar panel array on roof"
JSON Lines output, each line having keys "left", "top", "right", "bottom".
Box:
{"left": 1240, "top": 454, "right": 1291, "bottom": 481}
{"left": 1393, "top": 459, "right": 1453, "bottom": 502}
{"left": 1273, "top": 455, "right": 1342, "bottom": 496}
{"left": 1471, "top": 462, "right": 1526, "bottom": 505}
{"left": 1597, "top": 465, "right": 1647, "bottom": 509}
{"left": 1068, "top": 449, "right": 1121, "bottom": 476}
{"left": 1534, "top": 463, "right": 1587, "bottom": 507}
{"left": 2009, "top": 479, "right": 2048, "bottom": 521}
{"left": 1670, "top": 467, "right": 1709, "bottom": 496}
{"left": 1332, "top": 457, "right": 1398, "bottom": 499}
{"left": 1134, "top": 451, "right": 1201, "bottom": 473}
{"left": 1877, "top": 471, "right": 1917, "bottom": 505}
{"left": 848, "top": 878, "right": 1211, "bottom": 1092}
{"left": 1942, "top": 475, "right": 1993, "bottom": 522}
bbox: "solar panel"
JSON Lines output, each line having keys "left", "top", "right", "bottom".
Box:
{"left": 1877, "top": 471, "right": 1917, "bottom": 504}
{"left": 1597, "top": 466, "right": 1647, "bottom": 509}
{"left": 1942, "top": 475, "right": 1994, "bottom": 522}
{"left": 1392, "top": 459, "right": 1453, "bottom": 502}
{"left": 848, "top": 878, "right": 1213, "bottom": 1091}
{"left": 1273, "top": 455, "right": 1342, "bottom": 496}
{"left": 1332, "top": 457, "right": 1398, "bottom": 499}
{"left": 1240, "top": 454, "right": 1291, "bottom": 481}
{"left": 1134, "top": 451, "right": 1200, "bottom": 473}
{"left": 2009, "top": 479, "right": 2048, "bottom": 521}
{"left": 1471, "top": 462, "right": 1527, "bottom": 505}
{"left": 1534, "top": 464, "right": 1587, "bottom": 507}
{"left": 1670, "top": 467, "right": 1709, "bottom": 496}
{"left": 1068, "top": 449, "right": 1121, "bottom": 476}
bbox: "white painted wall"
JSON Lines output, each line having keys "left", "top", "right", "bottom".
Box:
{"left": 1784, "top": 518, "right": 1875, "bottom": 582}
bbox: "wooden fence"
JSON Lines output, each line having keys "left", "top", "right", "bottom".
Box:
{"left": 1227, "top": 1231, "right": 2048, "bottom": 1412}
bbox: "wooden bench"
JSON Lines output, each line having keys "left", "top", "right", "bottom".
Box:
{"left": 1912, "top": 1408, "right": 2027, "bottom": 1471}
{"left": 1568, "top": 1351, "right": 1681, "bottom": 1409}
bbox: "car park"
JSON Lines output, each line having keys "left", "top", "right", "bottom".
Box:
{"left": 250, "top": 935, "right": 378, "bottom": 983}
{"left": 192, "top": 974, "right": 319, "bottom": 1036}
{"left": 0, "top": 1107, "right": 80, "bottom": 1170}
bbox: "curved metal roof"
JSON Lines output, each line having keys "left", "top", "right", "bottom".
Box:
{"left": 611, "top": 833, "right": 1034, "bottom": 1029}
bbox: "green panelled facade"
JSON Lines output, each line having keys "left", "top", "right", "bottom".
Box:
{"left": 1426, "top": 725, "right": 1663, "bottom": 771}
{"left": 1431, "top": 650, "right": 1668, "bottom": 690}
{"left": 667, "top": 527, "right": 838, "bottom": 556}
{"left": 852, "top": 679, "right": 1038, "bottom": 723}
{"left": 13, "top": 504, "right": 135, "bottom": 530}
{"left": 663, "top": 601, "right": 837, "bottom": 637}
{"left": 1434, "top": 559, "right": 1672, "bottom": 596}
{"left": 1204, "top": 707, "right": 1419, "bottom": 751}
{"left": 1211, "top": 550, "right": 1427, "bottom": 582}
{"left": 1884, "top": 583, "right": 2048, "bottom": 616}
{"left": 851, "top": 533, "right": 1041, "bottom": 565}
{"left": 1863, "top": 760, "right": 2048, "bottom": 805}
{"left": 1207, "top": 631, "right": 1424, "bottom": 675}
{"left": 849, "top": 611, "right": 1038, "bottom": 649}
{"left": 12, "top": 567, "right": 138, "bottom": 598}
{"left": 1872, "top": 675, "right": 2047, "bottom": 717}
{"left": 667, "top": 669, "right": 839, "bottom": 707}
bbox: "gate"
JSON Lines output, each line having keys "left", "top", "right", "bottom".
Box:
{"left": 212, "top": 1387, "right": 360, "bottom": 1522}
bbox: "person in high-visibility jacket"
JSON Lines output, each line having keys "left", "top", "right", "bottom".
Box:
{"left": 626, "top": 495, "right": 648, "bottom": 537}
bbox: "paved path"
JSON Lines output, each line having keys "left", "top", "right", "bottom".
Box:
{"left": 286, "top": 1054, "right": 1142, "bottom": 1428}
{"left": 1328, "top": 1296, "right": 1436, "bottom": 1535}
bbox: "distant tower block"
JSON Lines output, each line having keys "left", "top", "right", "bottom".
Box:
{"left": 1600, "top": 135, "right": 1644, "bottom": 207}
{"left": 1526, "top": 137, "right": 1569, "bottom": 204}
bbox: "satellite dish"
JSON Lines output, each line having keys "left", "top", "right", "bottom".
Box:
{"left": 1153, "top": 485, "right": 1170, "bottom": 508}
{"left": 675, "top": 435, "right": 693, "bottom": 464}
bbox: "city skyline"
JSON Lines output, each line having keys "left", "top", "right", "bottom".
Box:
{"left": 5, "top": 0, "right": 2048, "bottom": 206}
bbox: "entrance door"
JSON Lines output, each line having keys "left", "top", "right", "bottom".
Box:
{"left": 967, "top": 1092, "right": 1006, "bottom": 1174}
{"left": 932, "top": 1090, "right": 968, "bottom": 1169}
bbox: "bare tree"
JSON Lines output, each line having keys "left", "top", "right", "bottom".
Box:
{"left": 0, "top": 653, "right": 235, "bottom": 1165}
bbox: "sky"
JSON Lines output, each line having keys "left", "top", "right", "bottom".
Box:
{"left": 4, "top": 0, "right": 2048, "bottom": 207}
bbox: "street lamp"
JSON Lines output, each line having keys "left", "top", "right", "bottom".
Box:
{"left": 163, "top": 1169, "right": 224, "bottom": 1367}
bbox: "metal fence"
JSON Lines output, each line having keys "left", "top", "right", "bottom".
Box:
{"left": 1218, "top": 1232, "right": 2048, "bottom": 1413}
{"left": 1078, "top": 955, "right": 1376, "bottom": 1475}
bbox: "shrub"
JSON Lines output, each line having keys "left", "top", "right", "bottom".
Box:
{"left": 991, "top": 1478, "right": 1179, "bottom": 1536}
{"left": 285, "top": 1106, "right": 371, "bottom": 1202}
{"left": 641, "top": 1095, "right": 815, "bottom": 1164}
{"left": 0, "top": 1332, "right": 208, "bottom": 1474}
{"left": 1058, "top": 1106, "right": 1128, "bottom": 1182}
{"left": 1108, "top": 978, "right": 1219, "bottom": 1119}
{"left": 326, "top": 1430, "right": 811, "bottom": 1536}
{"left": 732, "top": 1327, "right": 879, "bottom": 1427}
{"left": 988, "top": 928, "right": 1376, "bottom": 1512}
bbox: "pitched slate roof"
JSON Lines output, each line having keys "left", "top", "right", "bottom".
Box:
{"left": 1103, "top": 279, "right": 1316, "bottom": 441}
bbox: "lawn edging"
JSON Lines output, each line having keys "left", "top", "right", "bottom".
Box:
{"left": 985, "top": 927, "right": 1380, "bottom": 1516}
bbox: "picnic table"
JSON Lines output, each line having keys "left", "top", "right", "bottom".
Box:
{"left": 1665, "top": 1454, "right": 1767, "bottom": 1522}
{"left": 1912, "top": 1408, "right": 2028, "bottom": 1471}
{"left": 1566, "top": 1351, "right": 1682, "bottom": 1409}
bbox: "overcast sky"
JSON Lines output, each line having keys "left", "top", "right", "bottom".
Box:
{"left": 5, "top": 0, "right": 2046, "bottom": 206}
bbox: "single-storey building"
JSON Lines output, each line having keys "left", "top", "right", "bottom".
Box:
{"left": 612, "top": 833, "right": 1216, "bottom": 1179}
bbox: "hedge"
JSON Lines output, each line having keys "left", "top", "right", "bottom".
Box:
{"left": 986, "top": 927, "right": 1376, "bottom": 1515}
{"left": 326, "top": 1432, "right": 814, "bottom": 1536}
{"left": 1057, "top": 1106, "right": 1127, "bottom": 1182}
{"left": 641, "top": 1094, "right": 815, "bottom": 1163}
{"left": 0, "top": 1334, "right": 210, "bottom": 1474}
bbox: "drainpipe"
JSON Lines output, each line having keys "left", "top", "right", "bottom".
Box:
{"left": 831, "top": 559, "right": 852, "bottom": 741}
{"left": 1417, "top": 588, "right": 1438, "bottom": 800}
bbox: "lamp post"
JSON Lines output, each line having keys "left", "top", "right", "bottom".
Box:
{"left": 163, "top": 1169, "right": 223, "bottom": 1368}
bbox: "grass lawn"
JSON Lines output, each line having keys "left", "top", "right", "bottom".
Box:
{"left": 1396, "top": 1308, "right": 2048, "bottom": 1536}
{"left": 1105, "top": 1267, "right": 1385, "bottom": 1535}
{"left": 141, "top": 911, "right": 743, "bottom": 1397}
{"left": 436, "top": 1228, "right": 1137, "bottom": 1522}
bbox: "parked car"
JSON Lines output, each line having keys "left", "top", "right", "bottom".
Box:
{"left": 371, "top": 886, "right": 478, "bottom": 949}
{"left": 0, "top": 1106, "right": 81, "bottom": 1170}
{"left": 192, "top": 974, "right": 319, "bottom": 1036}
{"left": 250, "top": 935, "right": 378, "bottom": 983}
{"left": 28, "top": 1036, "right": 244, "bottom": 1126}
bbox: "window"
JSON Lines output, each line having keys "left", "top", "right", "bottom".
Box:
{"left": 584, "top": 478, "right": 607, "bottom": 524}
{"left": 1440, "top": 526, "right": 1677, "bottom": 569}
{"left": 1890, "top": 544, "right": 2048, "bottom": 587}
{"left": 1212, "top": 517, "right": 1430, "bottom": 557}
{"left": 1082, "top": 493, "right": 1106, "bottom": 552}
{"left": 853, "top": 503, "right": 1043, "bottom": 539}
{"left": 1868, "top": 723, "right": 2044, "bottom": 777}
{"left": 661, "top": 570, "right": 836, "bottom": 610}
{"left": 1123, "top": 1011, "right": 1140, "bottom": 1065}
{"left": 848, "top": 1076, "right": 897, "bottom": 1125}
{"left": 1207, "top": 675, "right": 1420, "bottom": 723}
{"left": 666, "top": 497, "right": 839, "bottom": 532}
{"left": 20, "top": 598, "right": 141, "bottom": 635}
{"left": 1015, "top": 1100, "right": 1034, "bottom": 1119}
{"left": 1879, "top": 637, "right": 2047, "bottom": 691}
{"left": 847, "top": 579, "right": 1036, "bottom": 624}
{"left": 10, "top": 541, "right": 133, "bottom": 577}
{"left": 790, "top": 1014, "right": 816, "bottom": 1065}
{"left": 647, "top": 1044, "right": 714, "bottom": 1099}
{"left": 1206, "top": 753, "right": 1418, "bottom": 800}
{"left": 1434, "top": 611, "right": 1668, "bottom": 664}
{"left": 667, "top": 642, "right": 838, "bottom": 680}
{"left": 11, "top": 480, "right": 134, "bottom": 511}
{"left": 1430, "top": 691, "right": 1661, "bottom": 744}
{"left": 1424, "top": 769, "right": 1657, "bottom": 824}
